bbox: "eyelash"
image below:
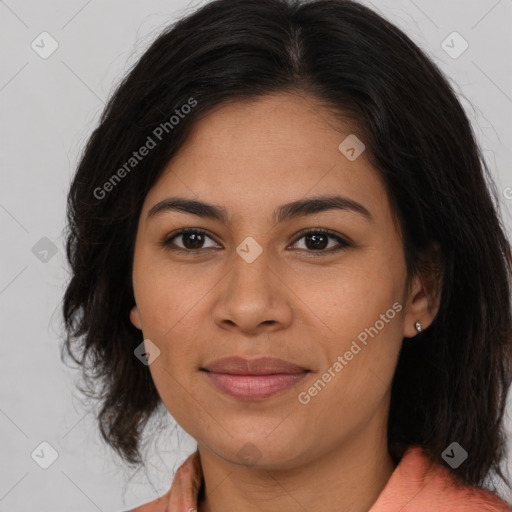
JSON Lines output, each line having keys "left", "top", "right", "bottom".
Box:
{"left": 159, "top": 228, "right": 352, "bottom": 256}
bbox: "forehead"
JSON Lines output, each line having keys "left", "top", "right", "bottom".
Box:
{"left": 142, "top": 93, "right": 393, "bottom": 229}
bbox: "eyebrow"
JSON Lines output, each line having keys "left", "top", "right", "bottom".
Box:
{"left": 147, "top": 195, "right": 374, "bottom": 225}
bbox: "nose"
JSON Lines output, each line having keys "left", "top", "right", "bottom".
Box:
{"left": 210, "top": 244, "right": 294, "bottom": 336}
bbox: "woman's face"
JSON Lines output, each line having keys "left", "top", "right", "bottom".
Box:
{"left": 130, "top": 93, "right": 430, "bottom": 469}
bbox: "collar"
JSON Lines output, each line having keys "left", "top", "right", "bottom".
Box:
{"left": 130, "top": 445, "right": 511, "bottom": 511}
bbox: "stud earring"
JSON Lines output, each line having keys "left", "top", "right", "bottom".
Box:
{"left": 414, "top": 321, "right": 422, "bottom": 334}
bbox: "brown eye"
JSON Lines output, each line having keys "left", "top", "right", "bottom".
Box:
{"left": 290, "top": 229, "right": 351, "bottom": 254}
{"left": 160, "top": 228, "right": 351, "bottom": 256}
{"left": 161, "top": 229, "right": 220, "bottom": 251}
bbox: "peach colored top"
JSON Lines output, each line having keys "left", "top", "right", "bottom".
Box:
{"left": 128, "top": 445, "right": 511, "bottom": 512}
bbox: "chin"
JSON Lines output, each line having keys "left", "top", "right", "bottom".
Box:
{"left": 201, "top": 427, "right": 312, "bottom": 470}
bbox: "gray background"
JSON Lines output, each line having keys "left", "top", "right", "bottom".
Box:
{"left": 1, "top": 0, "right": 511, "bottom": 510}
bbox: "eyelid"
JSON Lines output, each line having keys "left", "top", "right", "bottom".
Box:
{"left": 160, "top": 227, "right": 352, "bottom": 254}
{"left": 160, "top": 228, "right": 220, "bottom": 250}
{"left": 290, "top": 227, "right": 352, "bottom": 247}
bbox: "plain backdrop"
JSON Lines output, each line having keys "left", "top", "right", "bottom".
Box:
{"left": 1, "top": 0, "right": 512, "bottom": 510}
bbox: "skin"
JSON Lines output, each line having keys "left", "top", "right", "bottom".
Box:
{"left": 129, "top": 92, "right": 441, "bottom": 512}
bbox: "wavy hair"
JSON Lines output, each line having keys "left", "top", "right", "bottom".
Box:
{"left": 61, "top": 0, "right": 512, "bottom": 493}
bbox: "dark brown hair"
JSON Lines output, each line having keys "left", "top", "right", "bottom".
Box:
{"left": 62, "top": 0, "right": 512, "bottom": 494}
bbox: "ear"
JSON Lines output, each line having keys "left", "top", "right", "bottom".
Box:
{"left": 130, "top": 305, "right": 142, "bottom": 330}
{"left": 403, "top": 241, "right": 443, "bottom": 338}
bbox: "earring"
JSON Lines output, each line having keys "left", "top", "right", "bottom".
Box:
{"left": 414, "top": 321, "right": 422, "bottom": 334}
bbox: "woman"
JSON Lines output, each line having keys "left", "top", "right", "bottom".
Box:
{"left": 61, "top": 0, "right": 512, "bottom": 510}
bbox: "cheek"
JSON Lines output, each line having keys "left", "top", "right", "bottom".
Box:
{"left": 294, "top": 253, "right": 400, "bottom": 340}
{"left": 132, "top": 253, "right": 203, "bottom": 337}
{"left": 295, "top": 312, "right": 403, "bottom": 438}
{"left": 145, "top": 342, "right": 209, "bottom": 442}
{"left": 133, "top": 266, "right": 208, "bottom": 373}
{"left": 297, "top": 255, "right": 404, "bottom": 403}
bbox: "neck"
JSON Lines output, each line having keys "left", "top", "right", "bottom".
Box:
{"left": 196, "top": 407, "right": 396, "bottom": 512}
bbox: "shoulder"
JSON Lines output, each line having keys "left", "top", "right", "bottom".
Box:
{"left": 371, "top": 446, "right": 512, "bottom": 511}
{"left": 123, "top": 451, "right": 202, "bottom": 512}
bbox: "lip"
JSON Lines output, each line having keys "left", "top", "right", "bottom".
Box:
{"left": 202, "top": 356, "right": 309, "bottom": 374}
{"left": 201, "top": 356, "right": 310, "bottom": 400}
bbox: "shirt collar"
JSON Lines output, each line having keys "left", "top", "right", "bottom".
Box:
{"left": 132, "top": 445, "right": 511, "bottom": 511}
